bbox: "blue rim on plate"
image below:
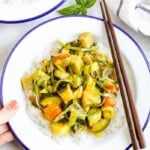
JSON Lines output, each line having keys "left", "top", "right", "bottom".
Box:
{"left": 0, "top": 15, "right": 149, "bottom": 150}
{"left": 0, "top": 0, "right": 66, "bottom": 24}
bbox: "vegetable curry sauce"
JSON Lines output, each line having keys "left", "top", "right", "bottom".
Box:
{"left": 21, "top": 32, "right": 119, "bottom": 137}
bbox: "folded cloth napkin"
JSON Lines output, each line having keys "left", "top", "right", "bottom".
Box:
{"left": 107, "top": 0, "right": 150, "bottom": 36}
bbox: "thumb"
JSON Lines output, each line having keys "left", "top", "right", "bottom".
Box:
{"left": 0, "top": 100, "right": 19, "bottom": 125}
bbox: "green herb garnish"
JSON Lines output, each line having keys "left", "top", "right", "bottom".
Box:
{"left": 58, "top": 0, "right": 96, "bottom": 15}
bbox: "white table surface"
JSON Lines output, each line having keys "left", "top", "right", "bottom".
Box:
{"left": 0, "top": 1, "right": 150, "bottom": 150}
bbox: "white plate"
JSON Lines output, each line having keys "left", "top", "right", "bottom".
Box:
{"left": 0, "top": 16, "right": 150, "bottom": 150}
{"left": 0, "top": 0, "right": 66, "bottom": 23}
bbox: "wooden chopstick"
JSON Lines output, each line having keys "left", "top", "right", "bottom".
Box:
{"left": 100, "top": 0, "right": 146, "bottom": 149}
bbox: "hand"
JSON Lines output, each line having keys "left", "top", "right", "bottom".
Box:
{"left": 0, "top": 100, "right": 19, "bottom": 146}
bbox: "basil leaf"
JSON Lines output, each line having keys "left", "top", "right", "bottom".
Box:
{"left": 76, "top": 0, "right": 87, "bottom": 5}
{"left": 85, "top": 0, "right": 96, "bottom": 8}
{"left": 82, "top": 7, "right": 87, "bottom": 15}
{"left": 58, "top": 4, "right": 82, "bottom": 15}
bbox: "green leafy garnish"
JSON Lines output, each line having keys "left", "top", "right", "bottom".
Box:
{"left": 58, "top": 0, "right": 96, "bottom": 15}
{"left": 58, "top": 4, "right": 82, "bottom": 15}
{"left": 84, "top": 0, "right": 96, "bottom": 8}
{"left": 76, "top": 0, "right": 87, "bottom": 5}
{"left": 81, "top": 7, "right": 87, "bottom": 15}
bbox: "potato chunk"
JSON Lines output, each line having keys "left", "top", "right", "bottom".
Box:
{"left": 54, "top": 70, "right": 69, "bottom": 79}
{"left": 82, "top": 89, "right": 101, "bottom": 107}
{"left": 58, "top": 84, "right": 73, "bottom": 104}
{"left": 73, "top": 86, "right": 83, "bottom": 99}
{"left": 88, "top": 108, "right": 102, "bottom": 126}
{"left": 91, "top": 62, "right": 99, "bottom": 72}
{"left": 41, "top": 96, "right": 61, "bottom": 107}
{"left": 83, "top": 53, "right": 92, "bottom": 64}
{"left": 79, "top": 32, "right": 94, "bottom": 48}
{"left": 70, "top": 55, "right": 83, "bottom": 74}
{"left": 85, "top": 76, "right": 95, "bottom": 91}
{"left": 102, "top": 106, "right": 115, "bottom": 119}
{"left": 51, "top": 122, "right": 70, "bottom": 136}
{"left": 91, "top": 119, "right": 109, "bottom": 132}
{"left": 84, "top": 65, "right": 90, "bottom": 75}
{"left": 21, "top": 75, "right": 32, "bottom": 90}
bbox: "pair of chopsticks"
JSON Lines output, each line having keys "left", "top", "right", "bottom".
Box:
{"left": 100, "top": 0, "right": 146, "bottom": 150}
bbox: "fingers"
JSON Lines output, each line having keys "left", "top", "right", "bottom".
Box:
{"left": 0, "top": 131, "right": 14, "bottom": 146}
{"left": 0, "top": 100, "right": 19, "bottom": 146}
{"left": 0, "top": 124, "right": 9, "bottom": 135}
{"left": 0, "top": 100, "right": 19, "bottom": 125}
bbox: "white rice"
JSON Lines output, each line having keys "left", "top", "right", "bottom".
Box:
{"left": 25, "top": 40, "right": 126, "bottom": 146}
{"left": 26, "top": 94, "right": 126, "bottom": 145}
{"left": 0, "top": 0, "right": 41, "bottom": 5}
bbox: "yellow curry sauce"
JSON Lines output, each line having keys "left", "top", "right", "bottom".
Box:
{"left": 21, "top": 32, "right": 119, "bottom": 137}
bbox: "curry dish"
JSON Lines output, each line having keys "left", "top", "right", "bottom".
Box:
{"left": 21, "top": 32, "right": 119, "bottom": 137}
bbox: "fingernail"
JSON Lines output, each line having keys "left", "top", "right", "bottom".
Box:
{"left": 6, "top": 100, "right": 18, "bottom": 110}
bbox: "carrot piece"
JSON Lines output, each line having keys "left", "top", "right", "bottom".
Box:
{"left": 53, "top": 53, "right": 70, "bottom": 69}
{"left": 62, "top": 61, "right": 67, "bottom": 69}
{"left": 61, "top": 53, "right": 70, "bottom": 59}
{"left": 53, "top": 56, "right": 60, "bottom": 63}
{"left": 103, "top": 97, "right": 116, "bottom": 107}
{"left": 61, "top": 60, "right": 69, "bottom": 69}
{"left": 53, "top": 53, "right": 70, "bottom": 61}
{"left": 106, "top": 85, "right": 119, "bottom": 93}
{"left": 43, "top": 103, "right": 62, "bottom": 121}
